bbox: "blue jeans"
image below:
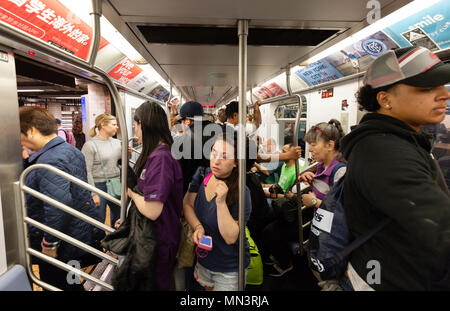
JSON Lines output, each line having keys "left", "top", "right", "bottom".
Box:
{"left": 94, "top": 182, "right": 121, "bottom": 228}
{"left": 194, "top": 262, "right": 248, "bottom": 291}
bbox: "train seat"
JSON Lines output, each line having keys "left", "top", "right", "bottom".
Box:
{"left": 0, "top": 265, "right": 32, "bottom": 291}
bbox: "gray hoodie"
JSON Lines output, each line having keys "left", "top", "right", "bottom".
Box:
{"left": 81, "top": 136, "right": 122, "bottom": 186}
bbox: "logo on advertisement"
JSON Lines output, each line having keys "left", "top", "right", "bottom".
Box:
{"left": 362, "top": 39, "right": 387, "bottom": 56}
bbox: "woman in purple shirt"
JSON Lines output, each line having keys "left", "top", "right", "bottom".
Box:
{"left": 127, "top": 101, "right": 184, "bottom": 290}
{"left": 300, "top": 119, "right": 346, "bottom": 210}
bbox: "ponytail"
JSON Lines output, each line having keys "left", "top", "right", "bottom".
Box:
{"left": 89, "top": 126, "right": 97, "bottom": 138}
{"left": 305, "top": 118, "right": 346, "bottom": 151}
{"left": 90, "top": 113, "right": 116, "bottom": 138}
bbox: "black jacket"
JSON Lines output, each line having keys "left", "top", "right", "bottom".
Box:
{"left": 174, "top": 120, "right": 214, "bottom": 194}
{"left": 341, "top": 113, "right": 450, "bottom": 290}
{"left": 102, "top": 187, "right": 157, "bottom": 291}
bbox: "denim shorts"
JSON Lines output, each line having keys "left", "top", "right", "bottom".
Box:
{"left": 194, "top": 262, "right": 247, "bottom": 291}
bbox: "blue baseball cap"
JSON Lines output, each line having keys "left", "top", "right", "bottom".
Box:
{"left": 55, "top": 118, "right": 62, "bottom": 124}
{"left": 179, "top": 101, "right": 204, "bottom": 120}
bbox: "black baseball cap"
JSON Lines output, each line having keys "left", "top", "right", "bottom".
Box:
{"left": 364, "top": 46, "right": 450, "bottom": 89}
{"left": 179, "top": 101, "right": 204, "bottom": 120}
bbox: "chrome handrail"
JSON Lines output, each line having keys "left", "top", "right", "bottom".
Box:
{"left": 18, "top": 164, "right": 119, "bottom": 291}
{"left": 0, "top": 5, "right": 128, "bottom": 225}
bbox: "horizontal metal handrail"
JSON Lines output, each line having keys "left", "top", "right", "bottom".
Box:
{"left": 18, "top": 164, "right": 120, "bottom": 290}
{"left": 21, "top": 164, "right": 121, "bottom": 207}
{"left": 24, "top": 217, "right": 118, "bottom": 265}
{"left": 27, "top": 248, "right": 113, "bottom": 291}
{"left": 302, "top": 221, "right": 311, "bottom": 229}
{"left": 22, "top": 185, "right": 115, "bottom": 234}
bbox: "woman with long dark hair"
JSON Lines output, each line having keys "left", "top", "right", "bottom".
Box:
{"left": 183, "top": 127, "right": 252, "bottom": 291}
{"left": 127, "top": 101, "right": 184, "bottom": 290}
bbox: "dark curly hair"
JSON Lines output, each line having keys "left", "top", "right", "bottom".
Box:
{"left": 356, "top": 83, "right": 398, "bottom": 112}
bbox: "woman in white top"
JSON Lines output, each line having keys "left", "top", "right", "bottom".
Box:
{"left": 81, "top": 113, "right": 121, "bottom": 227}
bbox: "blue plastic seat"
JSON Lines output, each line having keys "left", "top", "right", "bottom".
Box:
{"left": 0, "top": 265, "right": 32, "bottom": 291}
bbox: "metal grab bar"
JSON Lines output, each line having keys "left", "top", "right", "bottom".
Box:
{"left": 25, "top": 217, "right": 117, "bottom": 265}
{"left": 0, "top": 10, "right": 129, "bottom": 225}
{"left": 27, "top": 249, "right": 113, "bottom": 291}
{"left": 21, "top": 164, "right": 121, "bottom": 208}
{"left": 302, "top": 221, "right": 311, "bottom": 229}
{"left": 18, "top": 164, "right": 119, "bottom": 291}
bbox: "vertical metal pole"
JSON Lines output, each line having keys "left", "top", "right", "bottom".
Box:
{"left": 86, "top": 0, "right": 102, "bottom": 65}
{"left": 286, "top": 64, "right": 293, "bottom": 96}
{"left": 293, "top": 95, "right": 304, "bottom": 256}
{"left": 237, "top": 19, "right": 248, "bottom": 291}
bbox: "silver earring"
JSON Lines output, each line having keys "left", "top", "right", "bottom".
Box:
{"left": 30, "top": 135, "right": 33, "bottom": 138}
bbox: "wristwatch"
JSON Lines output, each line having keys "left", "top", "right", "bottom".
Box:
{"left": 311, "top": 198, "right": 318, "bottom": 208}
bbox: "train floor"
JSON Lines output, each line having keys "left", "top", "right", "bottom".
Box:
{"left": 246, "top": 255, "right": 320, "bottom": 291}
{"left": 32, "top": 205, "right": 320, "bottom": 291}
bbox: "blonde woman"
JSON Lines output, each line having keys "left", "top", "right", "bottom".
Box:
{"left": 82, "top": 113, "right": 121, "bottom": 227}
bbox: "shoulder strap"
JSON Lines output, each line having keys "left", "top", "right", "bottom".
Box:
{"left": 58, "top": 128, "right": 68, "bottom": 140}
{"left": 330, "top": 162, "right": 346, "bottom": 185}
{"left": 333, "top": 218, "right": 391, "bottom": 263}
{"left": 91, "top": 140, "right": 108, "bottom": 181}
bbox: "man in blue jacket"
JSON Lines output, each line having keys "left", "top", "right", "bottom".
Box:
{"left": 20, "top": 106, "right": 103, "bottom": 291}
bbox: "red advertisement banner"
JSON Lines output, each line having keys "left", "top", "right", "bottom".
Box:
{"left": 255, "top": 82, "right": 286, "bottom": 100}
{"left": 108, "top": 57, "right": 143, "bottom": 85}
{"left": 0, "top": 0, "right": 108, "bottom": 59}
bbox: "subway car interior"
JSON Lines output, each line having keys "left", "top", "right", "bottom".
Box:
{"left": 0, "top": 0, "right": 449, "bottom": 292}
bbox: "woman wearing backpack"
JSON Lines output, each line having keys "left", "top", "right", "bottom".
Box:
{"left": 261, "top": 120, "right": 346, "bottom": 280}
{"left": 341, "top": 47, "right": 450, "bottom": 290}
{"left": 81, "top": 113, "right": 121, "bottom": 227}
{"left": 299, "top": 119, "right": 346, "bottom": 211}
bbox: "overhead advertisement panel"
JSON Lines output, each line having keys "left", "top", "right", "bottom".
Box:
{"left": 383, "top": 0, "right": 449, "bottom": 50}
{"left": 255, "top": 82, "right": 287, "bottom": 100}
{"left": 108, "top": 57, "right": 143, "bottom": 85}
{"left": 294, "top": 59, "right": 343, "bottom": 87}
{"left": 148, "top": 84, "right": 170, "bottom": 102}
{"left": 324, "top": 31, "right": 398, "bottom": 76}
{"left": 0, "top": 0, "right": 108, "bottom": 60}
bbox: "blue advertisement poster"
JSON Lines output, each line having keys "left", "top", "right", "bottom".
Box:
{"left": 294, "top": 59, "right": 343, "bottom": 87}
{"left": 383, "top": 0, "right": 450, "bottom": 50}
{"left": 81, "top": 96, "right": 87, "bottom": 122}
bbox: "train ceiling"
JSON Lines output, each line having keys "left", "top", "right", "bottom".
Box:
{"left": 104, "top": 0, "right": 411, "bottom": 106}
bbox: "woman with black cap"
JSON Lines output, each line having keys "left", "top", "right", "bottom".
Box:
{"left": 340, "top": 46, "right": 450, "bottom": 290}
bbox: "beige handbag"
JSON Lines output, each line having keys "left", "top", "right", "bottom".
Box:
{"left": 177, "top": 218, "right": 195, "bottom": 268}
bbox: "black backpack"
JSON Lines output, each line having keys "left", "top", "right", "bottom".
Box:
{"left": 246, "top": 171, "right": 273, "bottom": 248}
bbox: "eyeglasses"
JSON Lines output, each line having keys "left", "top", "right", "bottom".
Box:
{"left": 312, "top": 126, "right": 331, "bottom": 140}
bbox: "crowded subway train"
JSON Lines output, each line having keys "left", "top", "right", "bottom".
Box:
{"left": 0, "top": 0, "right": 449, "bottom": 294}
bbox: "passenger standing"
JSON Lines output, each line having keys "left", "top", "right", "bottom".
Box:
{"left": 299, "top": 119, "right": 346, "bottom": 211}
{"left": 56, "top": 118, "right": 67, "bottom": 142}
{"left": 341, "top": 47, "right": 450, "bottom": 290}
{"left": 183, "top": 128, "right": 252, "bottom": 291}
{"left": 81, "top": 113, "right": 121, "bottom": 227}
{"left": 19, "top": 106, "right": 100, "bottom": 291}
{"left": 72, "top": 114, "right": 86, "bottom": 151}
{"left": 295, "top": 119, "right": 346, "bottom": 289}
{"left": 127, "top": 101, "right": 184, "bottom": 291}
